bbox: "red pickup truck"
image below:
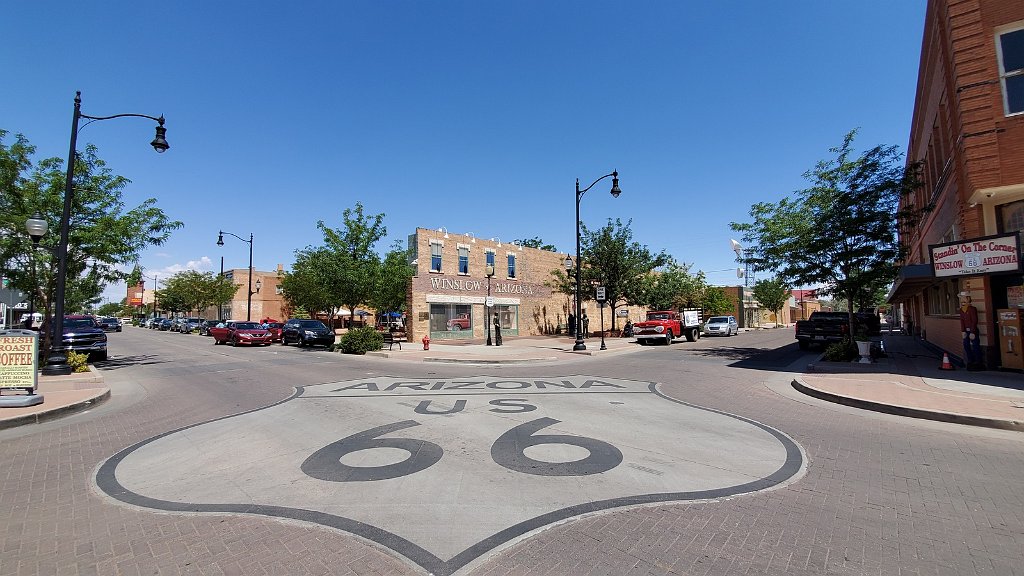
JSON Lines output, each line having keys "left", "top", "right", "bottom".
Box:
{"left": 446, "top": 313, "right": 471, "bottom": 331}
{"left": 633, "top": 310, "right": 702, "bottom": 345}
{"left": 209, "top": 321, "right": 273, "bottom": 346}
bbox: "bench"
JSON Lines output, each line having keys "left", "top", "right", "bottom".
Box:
{"left": 382, "top": 331, "right": 405, "bottom": 350}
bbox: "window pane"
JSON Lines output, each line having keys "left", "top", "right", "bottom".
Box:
{"left": 1007, "top": 73, "right": 1024, "bottom": 114}
{"left": 507, "top": 254, "right": 516, "bottom": 278}
{"left": 486, "top": 251, "right": 495, "bottom": 267}
{"left": 459, "top": 247, "right": 469, "bottom": 274}
{"left": 431, "top": 243, "right": 442, "bottom": 272}
{"left": 1001, "top": 29, "right": 1024, "bottom": 72}
{"left": 430, "top": 304, "right": 472, "bottom": 333}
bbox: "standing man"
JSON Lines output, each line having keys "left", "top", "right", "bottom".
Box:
{"left": 582, "top": 313, "right": 590, "bottom": 339}
{"left": 959, "top": 292, "right": 983, "bottom": 369}
{"left": 493, "top": 312, "right": 502, "bottom": 346}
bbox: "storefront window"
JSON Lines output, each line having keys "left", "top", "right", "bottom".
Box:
{"left": 495, "top": 304, "right": 519, "bottom": 335}
{"left": 997, "top": 200, "right": 1024, "bottom": 233}
{"left": 926, "top": 280, "right": 958, "bottom": 316}
{"left": 430, "top": 303, "right": 472, "bottom": 335}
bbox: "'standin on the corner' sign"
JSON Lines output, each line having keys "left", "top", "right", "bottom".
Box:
{"left": 929, "top": 233, "right": 1022, "bottom": 278}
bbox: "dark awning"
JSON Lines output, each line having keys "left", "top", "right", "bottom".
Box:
{"left": 886, "top": 264, "right": 935, "bottom": 303}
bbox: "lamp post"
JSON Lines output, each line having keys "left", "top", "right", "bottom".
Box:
{"left": 217, "top": 231, "right": 254, "bottom": 321}
{"left": 485, "top": 264, "right": 494, "bottom": 346}
{"left": 42, "top": 92, "right": 169, "bottom": 375}
{"left": 573, "top": 171, "right": 621, "bottom": 351}
{"left": 142, "top": 273, "right": 159, "bottom": 319}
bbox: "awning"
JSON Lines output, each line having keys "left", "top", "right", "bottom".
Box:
{"left": 886, "top": 264, "right": 935, "bottom": 303}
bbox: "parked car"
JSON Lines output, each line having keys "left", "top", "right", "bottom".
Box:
{"left": 262, "top": 322, "right": 284, "bottom": 343}
{"left": 281, "top": 318, "right": 336, "bottom": 347}
{"left": 97, "top": 316, "right": 122, "bottom": 332}
{"left": 703, "top": 315, "right": 738, "bottom": 337}
{"left": 446, "top": 313, "right": 471, "bottom": 331}
{"left": 157, "top": 318, "right": 173, "bottom": 331}
{"left": 178, "top": 318, "right": 204, "bottom": 333}
{"left": 198, "top": 319, "right": 219, "bottom": 336}
{"left": 208, "top": 321, "right": 273, "bottom": 346}
{"left": 60, "top": 315, "right": 108, "bottom": 361}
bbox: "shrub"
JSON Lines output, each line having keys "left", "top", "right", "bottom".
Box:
{"left": 338, "top": 326, "right": 384, "bottom": 355}
{"left": 822, "top": 338, "right": 858, "bottom": 362}
{"left": 66, "top": 351, "right": 91, "bottom": 373}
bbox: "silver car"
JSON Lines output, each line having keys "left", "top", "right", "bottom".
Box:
{"left": 703, "top": 315, "right": 738, "bottom": 336}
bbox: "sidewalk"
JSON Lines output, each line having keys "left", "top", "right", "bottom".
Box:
{"left": 0, "top": 366, "right": 109, "bottom": 429}
{"left": 794, "top": 332, "right": 1024, "bottom": 431}
{"left": 365, "top": 333, "right": 639, "bottom": 363}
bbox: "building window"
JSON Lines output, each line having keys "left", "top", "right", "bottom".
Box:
{"left": 997, "top": 26, "right": 1024, "bottom": 115}
{"left": 495, "top": 304, "right": 519, "bottom": 334}
{"left": 998, "top": 200, "right": 1024, "bottom": 233}
{"left": 430, "top": 303, "right": 472, "bottom": 334}
{"left": 430, "top": 241, "right": 442, "bottom": 273}
{"left": 485, "top": 249, "right": 495, "bottom": 271}
{"left": 926, "top": 280, "right": 958, "bottom": 316}
{"left": 458, "top": 246, "right": 469, "bottom": 275}
{"left": 507, "top": 253, "right": 516, "bottom": 279}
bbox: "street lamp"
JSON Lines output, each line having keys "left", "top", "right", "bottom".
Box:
{"left": 217, "top": 231, "right": 254, "bottom": 321}
{"left": 573, "top": 171, "right": 621, "bottom": 351}
{"left": 24, "top": 214, "right": 49, "bottom": 329}
{"left": 485, "top": 263, "right": 495, "bottom": 346}
{"left": 43, "top": 91, "right": 169, "bottom": 376}
{"left": 142, "top": 273, "right": 159, "bottom": 319}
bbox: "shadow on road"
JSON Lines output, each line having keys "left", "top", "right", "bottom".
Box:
{"left": 686, "top": 342, "right": 815, "bottom": 373}
{"left": 95, "top": 354, "right": 168, "bottom": 370}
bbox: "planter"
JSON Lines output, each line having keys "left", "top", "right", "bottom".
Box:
{"left": 856, "top": 340, "right": 873, "bottom": 363}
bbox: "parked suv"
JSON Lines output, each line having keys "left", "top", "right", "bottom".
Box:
{"left": 703, "top": 315, "right": 738, "bottom": 337}
{"left": 97, "top": 316, "right": 122, "bottom": 332}
{"left": 60, "top": 315, "right": 108, "bottom": 361}
{"left": 281, "top": 319, "right": 335, "bottom": 347}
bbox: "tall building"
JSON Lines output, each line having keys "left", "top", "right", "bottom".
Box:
{"left": 890, "top": 0, "right": 1024, "bottom": 367}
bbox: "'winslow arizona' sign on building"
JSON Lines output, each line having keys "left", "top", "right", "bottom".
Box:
{"left": 930, "top": 233, "right": 1022, "bottom": 278}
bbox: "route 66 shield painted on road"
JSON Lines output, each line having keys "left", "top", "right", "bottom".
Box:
{"left": 97, "top": 375, "right": 804, "bottom": 576}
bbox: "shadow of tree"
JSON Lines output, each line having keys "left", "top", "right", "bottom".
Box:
{"left": 94, "top": 354, "right": 168, "bottom": 370}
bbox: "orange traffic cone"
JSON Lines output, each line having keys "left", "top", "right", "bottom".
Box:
{"left": 939, "top": 352, "right": 955, "bottom": 370}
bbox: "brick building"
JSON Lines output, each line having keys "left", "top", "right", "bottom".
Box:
{"left": 889, "top": 0, "right": 1024, "bottom": 368}
{"left": 219, "top": 267, "right": 286, "bottom": 322}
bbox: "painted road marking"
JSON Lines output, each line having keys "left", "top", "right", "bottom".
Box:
{"left": 97, "top": 375, "right": 804, "bottom": 576}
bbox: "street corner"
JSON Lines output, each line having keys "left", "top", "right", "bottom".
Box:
{"left": 95, "top": 374, "right": 804, "bottom": 576}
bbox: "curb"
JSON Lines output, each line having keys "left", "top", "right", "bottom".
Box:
{"left": 791, "top": 378, "right": 1024, "bottom": 432}
{"left": 424, "top": 356, "right": 559, "bottom": 364}
{"left": 0, "top": 388, "right": 111, "bottom": 430}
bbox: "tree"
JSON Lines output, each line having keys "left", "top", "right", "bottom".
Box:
{"left": 730, "top": 130, "right": 924, "bottom": 326}
{"left": 159, "top": 270, "right": 237, "bottom": 317}
{"left": 279, "top": 247, "right": 342, "bottom": 324}
{"left": 544, "top": 268, "right": 575, "bottom": 329}
{"left": 701, "top": 286, "right": 735, "bottom": 316}
{"left": 319, "top": 202, "right": 387, "bottom": 321}
{"left": 0, "top": 131, "right": 182, "bottom": 353}
{"left": 580, "top": 218, "right": 669, "bottom": 329}
{"left": 369, "top": 242, "right": 414, "bottom": 322}
{"left": 752, "top": 277, "right": 791, "bottom": 328}
{"left": 640, "top": 261, "right": 707, "bottom": 311}
{"left": 96, "top": 301, "right": 123, "bottom": 317}
{"left": 515, "top": 237, "right": 557, "bottom": 252}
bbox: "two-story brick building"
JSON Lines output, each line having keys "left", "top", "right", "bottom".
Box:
{"left": 889, "top": 0, "right": 1024, "bottom": 368}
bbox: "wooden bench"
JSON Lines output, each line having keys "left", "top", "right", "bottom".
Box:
{"left": 382, "top": 331, "right": 405, "bottom": 350}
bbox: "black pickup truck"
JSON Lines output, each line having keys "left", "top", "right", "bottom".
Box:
{"left": 795, "top": 311, "right": 881, "bottom": 350}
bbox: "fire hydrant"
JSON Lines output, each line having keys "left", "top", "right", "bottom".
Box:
{"left": 422, "top": 334, "right": 430, "bottom": 350}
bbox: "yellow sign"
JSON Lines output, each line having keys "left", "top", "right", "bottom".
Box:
{"left": 0, "top": 333, "right": 39, "bottom": 391}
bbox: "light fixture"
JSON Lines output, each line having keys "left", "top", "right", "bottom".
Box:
{"left": 25, "top": 213, "right": 48, "bottom": 244}
{"left": 465, "top": 232, "right": 475, "bottom": 243}
{"left": 491, "top": 237, "right": 502, "bottom": 247}
{"left": 438, "top": 227, "right": 449, "bottom": 239}
{"left": 564, "top": 254, "right": 573, "bottom": 270}
{"left": 573, "top": 170, "right": 621, "bottom": 351}
{"left": 255, "top": 278, "right": 262, "bottom": 293}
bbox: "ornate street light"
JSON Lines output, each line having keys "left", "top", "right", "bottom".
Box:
{"left": 43, "top": 92, "right": 169, "bottom": 376}
{"left": 573, "top": 171, "right": 620, "bottom": 351}
{"left": 217, "top": 231, "right": 255, "bottom": 321}
{"left": 485, "top": 263, "right": 495, "bottom": 346}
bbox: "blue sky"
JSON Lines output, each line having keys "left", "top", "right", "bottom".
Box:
{"left": 1, "top": 1, "right": 926, "bottom": 303}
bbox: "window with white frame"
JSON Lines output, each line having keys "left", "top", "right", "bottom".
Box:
{"left": 458, "top": 245, "right": 469, "bottom": 275}
{"left": 507, "top": 253, "right": 516, "bottom": 279}
{"left": 485, "top": 249, "right": 495, "bottom": 273}
{"left": 997, "top": 26, "right": 1024, "bottom": 115}
{"left": 430, "top": 241, "right": 443, "bottom": 273}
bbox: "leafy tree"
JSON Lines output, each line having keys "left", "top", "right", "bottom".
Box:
{"left": 0, "top": 130, "right": 182, "bottom": 353}
{"left": 580, "top": 218, "right": 669, "bottom": 329}
{"left": 701, "top": 286, "right": 735, "bottom": 316}
{"left": 159, "top": 270, "right": 237, "bottom": 317}
{"left": 515, "top": 237, "right": 557, "bottom": 252}
{"left": 730, "top": 130, "right": 924, "bottom": 325}
{"left": 752, "top": 277, "right": 791, "bottom": 328}
{"left": 369, "top": 242, "right": 414, "bottom": 321}
{"left": 96, "top": 300, "right": 123, "bottom": 317}
{"left": 544, "top": 268, "right": 575, "bottom": 326}
{"left": 319, "top": 202, "right": 387, "bottom": 320}
{"left": 280, "top": 247, "right": 342, "bottom": 325}
{"left": 640, "top": 261, "right": 707, "bottom": 311}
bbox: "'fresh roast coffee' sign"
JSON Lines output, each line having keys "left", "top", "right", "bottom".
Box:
{"left": 930, "top": 233, "right": 1022, "bottom": 278}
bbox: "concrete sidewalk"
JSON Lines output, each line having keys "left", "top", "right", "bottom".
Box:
{"left": 365, "top": 333, "right": 640, "bottom": 363}
{"left": 0, "top": 367, "right": 109, "bottom": 429}
{"left": 793, "top": 332, "right": 1024, "bottom": 431}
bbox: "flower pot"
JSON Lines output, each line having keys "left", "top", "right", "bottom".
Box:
{"left": 856, "top": 340, "right": 873, "bottom": 363}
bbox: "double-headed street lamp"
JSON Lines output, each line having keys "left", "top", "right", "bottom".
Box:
{"left": 572, "top": 171, "right": 621, "bottom": 351}
{"left": 43, "top": 91, "right": 169, "bottom": 376}
{"left": 217, "top": 231, "right": 255, "bottom": 321}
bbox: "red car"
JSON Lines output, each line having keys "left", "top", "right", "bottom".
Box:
{"left": 262, "top": 322, "right": 284, "bottom": 343}
{"left": 208, "top": 321, "right": 273, "bottom": 346}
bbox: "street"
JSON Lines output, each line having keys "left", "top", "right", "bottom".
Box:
{"left": 1, "top": 328, "right": 1022, "bottom": 575}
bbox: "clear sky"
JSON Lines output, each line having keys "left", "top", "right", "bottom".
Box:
{"left": 1, "top": 1, "right": 926, "bottom": 304}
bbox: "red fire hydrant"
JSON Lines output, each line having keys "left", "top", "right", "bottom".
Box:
{"left": 422, "top": 334, "right": 430, "bottom": 350}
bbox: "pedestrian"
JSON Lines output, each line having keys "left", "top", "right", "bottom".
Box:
{"left": 623, "top": 319, "right": 633, "bottom": 337}
{"left": 494, "top": 312, "right": 502, "bottom": 346}
{"left": 567, "top": 312, "right": 576, "bottom": 336}
{"left": 959, "top": 292, "right": 983, "bottom": 369}
{"left": 582, "top": 313, "right": 589, "bottom": 338}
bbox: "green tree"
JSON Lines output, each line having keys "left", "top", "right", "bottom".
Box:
{"left": 580, "top": 218, "right": 669, "bottom": 329}
{"left": 515, "top": 237, "right": 557, "bottom": 252}
{"left": 701, "top": 286, "right": 735, "bottom": 316}
{"left": 0, "top": 131, "right": 182, "bottom": 352}
{"left": 369, "top": 242, "right": 414, "bottom": 321}
{"left": 280, "top": 247, "right": 342, "bottom": 324}
{"left": 160, "top": 270, "right": 237, "bottom": 317}
{"left": 752, "top": 277, "right": 791, "bottom": 328}
{"left": 730, "top": 130, "right": 924, "bottom": 325}
{"left": 640, "top": 261, "right": 707, "bottom": 311}
{"left": 319, "top": 202, "right": 387, "bottom": 321}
